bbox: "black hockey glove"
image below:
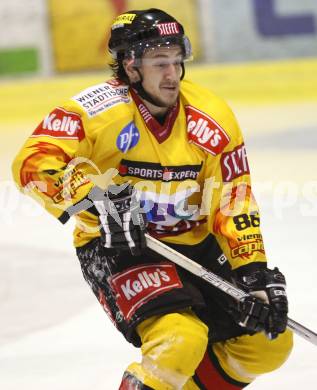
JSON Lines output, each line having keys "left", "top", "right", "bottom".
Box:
{"left": 236, "top": 267, "right": 289, "bottom": 339}
{"left": 228, "top": 292, "right": 270, "bottom": 334}
{"left": 93, "top": 184, "right": 147, "bottom": 256}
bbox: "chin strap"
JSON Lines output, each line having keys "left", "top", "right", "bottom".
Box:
{"left": 181, "top": 63, "right": 185, "bottom": 80}
{"left": 131, "top": 69, "right": 166, "bottom": 107}
{"left": 130, "top": 64, "right": 185, "bottom": 108}
{"left": 131, "top": 81, "right": 167, "bottom": 108}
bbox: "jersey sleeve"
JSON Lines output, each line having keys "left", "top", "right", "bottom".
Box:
{"left": 11, "top": 102, "right": 96, "bottom": 224}
{"left": 203, "top": 105, "right": 267, "bottom": 272}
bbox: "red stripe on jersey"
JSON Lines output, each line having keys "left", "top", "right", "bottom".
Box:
{"left": 131, "top": 89, "right": 179, "bottom": 143}
{"left": 196, "top": 351, "right": 246, "bottom": 390}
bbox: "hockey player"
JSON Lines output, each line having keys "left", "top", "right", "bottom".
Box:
{"left": 12, "top": 8, "right": 293, "bottom": 389}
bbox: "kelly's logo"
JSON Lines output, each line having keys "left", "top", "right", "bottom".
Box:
{"left": 120, "top": 269, "right": 171, "bottom": 301}
{"left": 31, "top": 108, "right": 84, "bottom": 140}
{"left": 109, "top": 263, "right": 182, "bottom": 321}
{"left": 186, "top": 106, "right": 230, "bottom": 155}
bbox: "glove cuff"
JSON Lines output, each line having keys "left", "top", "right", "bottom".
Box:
{"left": 234, "top": 261, "right": 267, "bottom": 278}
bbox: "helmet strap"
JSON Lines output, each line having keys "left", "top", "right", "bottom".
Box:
{"left": 131, "top": 68, "right": 168, "bottom": 108}
{"left": 180, "top": 62, "right": 185, "bottom": 80}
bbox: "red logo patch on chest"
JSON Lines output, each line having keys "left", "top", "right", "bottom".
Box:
{"left": 185, "top": 106, "right": 230, "bottom": 155}
{"left": 109, "top": 263, "right": 183, "bottom": 321}
{"left": 32, "top": 107, "right": 85, "bottom": 140}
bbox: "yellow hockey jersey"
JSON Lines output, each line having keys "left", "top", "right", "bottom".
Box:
{"left": 12, "top": 78, "right": 267, "bottom": 271}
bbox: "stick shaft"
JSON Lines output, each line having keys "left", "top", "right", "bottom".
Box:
{"left": 145, "top": 234, "right": 317, "bottom": 346}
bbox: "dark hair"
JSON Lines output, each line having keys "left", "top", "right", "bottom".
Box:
{"left": 108, "top": 53, "right": 130, "bottom": 84}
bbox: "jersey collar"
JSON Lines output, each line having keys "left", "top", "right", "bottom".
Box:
{"left": 130, "top": 88, "right": 180, "bottom": 143}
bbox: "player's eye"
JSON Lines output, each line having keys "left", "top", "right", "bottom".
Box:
{"left": 153, "top": 59, "right": 183, "bottom": 69}
{"left": 153, "top": 61, "right": 169, "bottom": 68}
{"left": 174, "top": 59, "right": 183, "bottom": 66}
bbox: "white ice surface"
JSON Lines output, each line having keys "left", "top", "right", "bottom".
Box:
{"left": 0, "top": 206, "right": 140, "bottom": 390}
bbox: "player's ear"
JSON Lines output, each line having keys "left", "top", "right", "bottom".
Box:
{"left": 123, "top": 59, "right": 140, "bottom": 83}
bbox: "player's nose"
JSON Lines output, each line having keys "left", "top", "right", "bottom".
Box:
{"left": 164, "top": 63, "right": 180, "bottom": 80}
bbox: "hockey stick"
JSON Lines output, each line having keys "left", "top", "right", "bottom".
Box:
{"left": 145, "top": 234, "right": 317, "bottom": 346}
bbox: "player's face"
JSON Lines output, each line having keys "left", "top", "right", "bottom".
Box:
{"left": 139, "top": 46, "right": 183, "bottom": 108}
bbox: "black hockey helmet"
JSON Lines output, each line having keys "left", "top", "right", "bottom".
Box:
{"left": 108, "top": 8, "right": 192, "bottom": 61}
